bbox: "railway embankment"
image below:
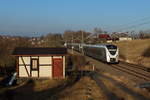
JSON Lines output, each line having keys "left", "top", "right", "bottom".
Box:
{"left": 67, "top": 48, "right": 150, "bottom": 100}
{"left": 114, "top": 39, "right": 150, "bottom": 67}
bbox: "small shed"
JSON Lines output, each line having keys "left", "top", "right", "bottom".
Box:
{"left": 12, "top": 47, "right": 67, "bottom": 78}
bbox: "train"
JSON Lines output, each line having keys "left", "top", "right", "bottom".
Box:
{"left": 65, "top": 43, "right": 119, "bottom": 63}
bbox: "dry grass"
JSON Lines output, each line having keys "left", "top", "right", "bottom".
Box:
{"left": 102, "top": 72, "right": 150, "bottom": 99}
{"left": 101, "top": 77, "right": 135, "bottom": 100}
{"left": 66, "top": 54, "right": 87, "bottom": 71}
{"left": 114, "top": 39, "right": 150, "bottom": 67}
{"left": 0, "top": 79, "right": 67, "bottom": 100}
{"left": 57, "top": 76, "right": 108, "bottom": 100}
{"left": 57, "top": 77, "right": 88, "bottom": 100}
{"left": 33, "top": 79, "right": 66, "bottom": 92}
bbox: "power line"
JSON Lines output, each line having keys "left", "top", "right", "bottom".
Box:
{"left": 114, "top": 16, "right": 150, "bottom": 32}
{"left": 118, "top": 20, "right": 150, "bottom": 32}
{"left": 118, "top": 16, "right": 150, "bottom": 28}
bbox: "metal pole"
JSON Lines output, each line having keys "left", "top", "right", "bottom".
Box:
{"left": 72, "top": 33, "right": 74, "bottom": 54}
{"left": 82, "top": 30, "right": 84, "bottom": 44}
{"left": 82, "top": 30, "right": 84, "bottom": 54}
{"left": 126, "top": 31, "right": 129, "bottom": 62}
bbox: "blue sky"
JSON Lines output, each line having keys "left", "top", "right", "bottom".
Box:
{"left": 0, "top": 0, "right": 150, "bottom": 35}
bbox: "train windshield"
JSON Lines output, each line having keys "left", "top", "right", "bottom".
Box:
{"left": 106, "top": 45, "right": 117, "bottom": 55}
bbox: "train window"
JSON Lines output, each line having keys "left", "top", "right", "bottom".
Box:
{"left": 109, "top": 51, "right": 116, "bottom": 55}
{"left": 106, "top": 45, "right": 117, "bottom": 49}
{"left": 96, "top": 48, "right": 102, "bottom": 55}
{"left": 106, "top": 45, "right": 117, "bottom": 55}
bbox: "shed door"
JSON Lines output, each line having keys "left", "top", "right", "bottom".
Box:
{"left": 53, "top": 58, "right": 63, "bottom": 78}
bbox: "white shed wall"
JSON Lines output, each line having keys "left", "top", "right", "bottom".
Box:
{"left": 32, "top": 71, "right": 38, "bottom": 77}
{"left": 39, "top": 66, "right": 52, "bottom": 77}
{"left": 39, "top": 57, "right": 52, "bottom": 64}
{"left": 19, "top": 66, "right": 30, "bottom": 77}
{"left": 19, "top": 57, "right": 30, "bottom": 64}
{"left": 53, "top": 56, "right": 62, "bottom": 58}
{"left": 18, "top": 56, "right": 65, "bottom": 78}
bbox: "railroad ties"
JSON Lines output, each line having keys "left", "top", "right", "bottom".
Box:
{"left": 139, "top": 82, "right": 150, "bottom": 89}
{"left": 109, "top": 62, "right": 150, "bottom": 81}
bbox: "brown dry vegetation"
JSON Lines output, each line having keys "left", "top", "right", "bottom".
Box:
{"left": 114, "top": 39, "right": 150, "bottom": 67}
{"left": 67, "top": 47, "right": 150, "bottom": 100}
{"left": 0, "top": 76, "right": 107, "bottom": 100}
{"left": 101, "top": 72, "right": 150, "bottom": 100}
{"left": 0, "top": 79, "right": 65, "bottom": 100}
{"left": 66, "top": 54, "right": 87, "bottom": 71}
{"left": 52, "top": 76, "right": 108, "bottom": 100}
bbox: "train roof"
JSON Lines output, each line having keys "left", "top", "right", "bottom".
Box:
{"left": 66, "top": 43, "right": 117, "bottom": 48}
{"left": 83, "top": 44, "right": 117, "bottom": 48}
{"left": 83, "top": 44, "right": 106, "bottom": 48}
{"left": 67, "top": 43, "right": 82, "bottom": 45}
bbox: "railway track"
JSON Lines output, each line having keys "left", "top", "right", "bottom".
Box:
{"left": 69, "top": 50, "right": 150, "bottom": 82}
{"left": 69, "top": 50, "right": 150, "bottom": 99}
{"left": 89, "top": 72, "right": 150, "bottom": 100}
{"left": 120, "top": 61, "right": 150, "bottom": 72}
{"left": 109, "top": 62, "right": 150, "bottom": 81}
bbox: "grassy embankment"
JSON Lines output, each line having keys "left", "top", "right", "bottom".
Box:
{"left": 114, "top": 39, "right": 150, "bottom": 67}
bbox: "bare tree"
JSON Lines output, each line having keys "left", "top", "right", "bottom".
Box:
{"left": 93, "top": 27, "right": 104, "bottom": 34}
{"left": 63, "top": 30, "right": 91, "bottom": 43}
{"left": 139, "top": 30, "right": 150, "bottom": 39}
{"left": 43, "top": 33, "right": 64, "bottom": 47}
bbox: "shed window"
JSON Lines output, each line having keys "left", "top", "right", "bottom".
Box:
{"left": 31, "top": 59, "right": 38, "bottom": 70}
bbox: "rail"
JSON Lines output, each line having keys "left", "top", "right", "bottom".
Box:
{"left": 109, "top": 63, "right": 150, "bottom": 81}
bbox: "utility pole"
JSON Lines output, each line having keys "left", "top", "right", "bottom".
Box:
{"left": 72, "top": 33, "right": 74, "bottom": 54}
{"left": 81, "top": 30, "right": 84, "bottom": 54}
{"left": 82, "top": 30, "right": 84, "bottom": 44}
{"left": 126, "top": 31, "right": 129, "bottom": 62}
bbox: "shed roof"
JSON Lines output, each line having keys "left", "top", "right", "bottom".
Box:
{"left": 12, "top": 47, "right": 67, "bottom": 56}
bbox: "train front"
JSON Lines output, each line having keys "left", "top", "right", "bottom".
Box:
{"left": 106, "top": 45, "right": 119, "bottom": 63}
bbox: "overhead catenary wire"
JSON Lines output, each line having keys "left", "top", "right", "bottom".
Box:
{"left": 114, "top": 16, "right": 150, "bottom": 32}
{"left": 118, "top": 16, "right": 150, "bottom": 28}
{"left": 117, "top": 20, "right": 150, "bottom": 32}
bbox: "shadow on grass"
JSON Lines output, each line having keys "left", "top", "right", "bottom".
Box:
{"left": 0, "top": 79, "right": 35, "bottom": 100}
{"left": 0, "top": 66, "right": 15, "bottom": 77}
{"left": 92, "top": 74, "right": 121, "bottom": 100}
{"left": 0, "top": 72, "right": 81, "bottom": 100}
{"left": 97, "top": 73, "right": 150, "bottom": 100}
{"left": 142, "top": 46, "right": 150, "bottom": 57}
{"left": 34, "top": 72, "right": 81, "bottom": 100}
